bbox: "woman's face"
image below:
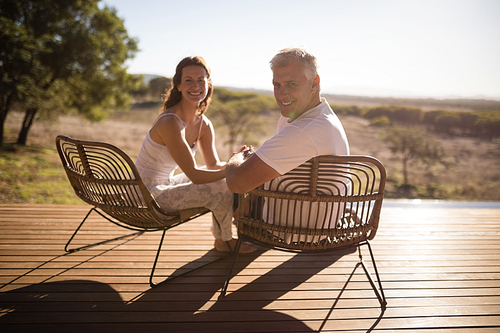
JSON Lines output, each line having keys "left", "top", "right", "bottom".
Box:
{"left": 177, "top": 65, "right": 209, "bottom": 105}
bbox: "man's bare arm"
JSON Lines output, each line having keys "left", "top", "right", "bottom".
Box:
{"left": 226, "top": 152, "right": 281, "bottom": 194}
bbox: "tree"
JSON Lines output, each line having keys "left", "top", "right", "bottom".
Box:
{"left": 148, "top": 77, "right": 172, "bottom": 101}
{"left": 435, "top": 111, "right": 461, "bottom": 136}
{"left": 381, "top": 125, "right": 446, "bottom": 186}
{"left": 210, "top": 89, "right": 277, "bottom": 155}
{"left": 474, "top": 112, "right": 500, "bottom": 141}
{"left": 392, "top": 107, "right": 422, "bottom": 125}
{"left": 363, "top": 106, "right": 394, "bottom": 121}
{"left": 0, "top": 0, "right": 140, "bottom": 147}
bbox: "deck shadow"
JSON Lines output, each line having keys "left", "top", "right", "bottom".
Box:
{"left": 0, "top": 244, "right": 385, "bottom": 332}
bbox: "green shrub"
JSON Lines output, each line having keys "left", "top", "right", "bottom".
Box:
{"left": 370, "top": 116, "right": 391, "bottom": 127}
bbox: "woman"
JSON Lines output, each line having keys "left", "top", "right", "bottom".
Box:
{"left": 135, "top": 56, "right": 255, "bottom": 253}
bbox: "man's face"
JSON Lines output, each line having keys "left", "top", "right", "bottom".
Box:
{"left": 272, "top": 60, "right": 319, "bottom": 120}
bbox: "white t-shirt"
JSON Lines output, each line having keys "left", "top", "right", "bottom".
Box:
{"left": 255, "top": 98, "right": 349, "bottom": 174}
{"left": 255, "top": 98, "right": 350, "bottom": 243}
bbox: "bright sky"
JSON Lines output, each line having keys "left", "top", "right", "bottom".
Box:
{"left": 102, "top": 0, "right": 500, "bottom": 100}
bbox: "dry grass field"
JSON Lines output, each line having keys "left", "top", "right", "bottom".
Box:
{"left": 2, "top": 99, "right": 500, "bottom": 203}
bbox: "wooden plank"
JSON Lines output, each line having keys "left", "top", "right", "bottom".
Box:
{"left": 1, "top": 204, "right": 500, "bottom": 332}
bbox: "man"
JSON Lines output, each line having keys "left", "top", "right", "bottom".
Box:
{"left": 226, "top": 47, "right": 349, "bottom": 193}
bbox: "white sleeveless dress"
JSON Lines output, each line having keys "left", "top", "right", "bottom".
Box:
{"left": 136, "top": 112, "right": 233, "bottom": 241}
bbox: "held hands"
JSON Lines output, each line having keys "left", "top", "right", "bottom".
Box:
{"left": 227, "top": 145, "right": 255, "bottom": 169}
{"left": 239, "top": 145, "right": 255, "bottom": 160}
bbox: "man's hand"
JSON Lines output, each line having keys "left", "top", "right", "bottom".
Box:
{"left": 226, "top": 148, "right": 281, "bottom": 194}
{"left": 241, "top": 146, "right": 255, "bottom": 160}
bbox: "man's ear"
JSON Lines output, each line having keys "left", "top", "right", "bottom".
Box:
{"left": 311, "top": 75, "right": 320, "bottom": 92}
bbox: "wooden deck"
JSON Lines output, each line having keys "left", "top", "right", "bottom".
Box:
{"left": 0, "top": 203, "right": 499, "bottom": 332}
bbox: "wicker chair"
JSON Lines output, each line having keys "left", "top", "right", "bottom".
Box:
{"left": 56, "top": 135, "right": 228, "bottom": 287}
{"left": 219, "top": 155, "right": 387, "bottom": 310}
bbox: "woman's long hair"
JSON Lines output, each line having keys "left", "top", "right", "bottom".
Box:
{"left": 161, "top": 56, "right": 213, "bottom": 116}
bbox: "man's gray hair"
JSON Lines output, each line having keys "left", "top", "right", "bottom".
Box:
{"left": 270, "top": 47, "right": 318, "bottom": 80}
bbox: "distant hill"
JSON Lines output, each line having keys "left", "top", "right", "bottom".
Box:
{"left": 218, "top": 86, "right": 274, "bottom": 96}
{"left": 139, "top": 75, "right": 500, "bottom": 112}
{"left": 141, "top": 74, "right": 162, "bottom": 84}
{"left": 220, "top": 86, "right": 500, "bottom": 112}
{"left": 322, "top": 94, "right": 500, "bottom": 112}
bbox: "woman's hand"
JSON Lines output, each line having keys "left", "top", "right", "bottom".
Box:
{"left": 234, "top": 145, "right": 254, "bottom": 160}
{"left": 242, "top": 145, "right": 254, "bottom": 160}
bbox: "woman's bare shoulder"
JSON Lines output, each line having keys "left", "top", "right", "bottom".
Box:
{"left": 155, "top": 112, "right": 184, "bottom": 129}
{"left": 200, "top": 114, "right": 214, "bottom": 128}
{"left": 149, "top": 112, "right": 184, "bottom": 144}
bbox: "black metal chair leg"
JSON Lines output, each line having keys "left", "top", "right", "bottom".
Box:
{"left": 365, "top": 240, "right": 387, "bottom": 309}
{"left": 65, "top": 207, "right": 143, "bottom": 253}
{"left": 150, "top": 229, "right": 167, "bottom": 287}
{"left": 359, "top": 241, "right": 387, "bottom": 310}
{"left": 218, "top": 236, "right": 243, "bottom": 299}
{"left": 64, "top": 208, "right": 94, "bottom": 252}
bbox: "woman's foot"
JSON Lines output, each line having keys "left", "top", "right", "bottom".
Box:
{"left": 214, "top": 238, "right": 257, "bottom": 254}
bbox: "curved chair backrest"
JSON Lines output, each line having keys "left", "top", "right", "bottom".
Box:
{"left": 55, "top": 135, "right": 183, "bottom": 230}
{"left": 237, "top": 155, "right": 386, "bottom": 251}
